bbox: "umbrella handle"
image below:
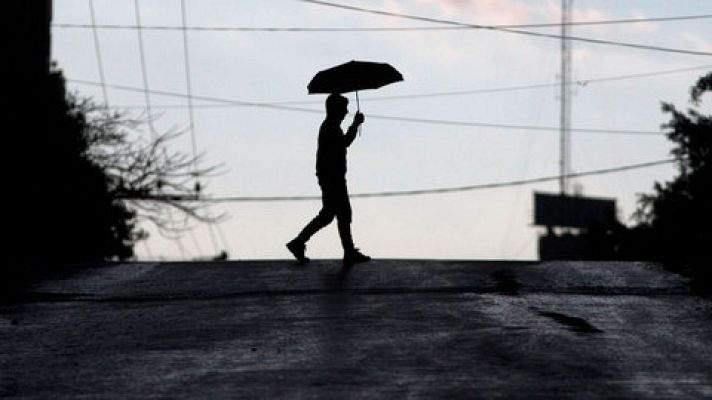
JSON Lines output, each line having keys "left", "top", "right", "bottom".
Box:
{"left": 356, "top": 91, "right": 362, "bottom": 136}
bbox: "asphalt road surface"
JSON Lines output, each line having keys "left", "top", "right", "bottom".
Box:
{"left": 1, "top": 260, "right": 711, "bottom": 398}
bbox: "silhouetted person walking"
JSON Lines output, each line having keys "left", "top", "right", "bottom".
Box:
{"left": 287, "top": 94, "right": 371, "bottom": 266}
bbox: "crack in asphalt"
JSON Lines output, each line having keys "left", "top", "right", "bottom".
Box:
{"left": 535, "top": 310, "right": 604, "bottom": 334}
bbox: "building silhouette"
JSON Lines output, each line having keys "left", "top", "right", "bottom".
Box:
{"left": 534, "top": 192, "right": 619, "bottom": 260}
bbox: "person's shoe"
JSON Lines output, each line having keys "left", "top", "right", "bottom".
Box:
{"left": 343, "top": 248, "right": 371, "bottom": 266}
{"left": 286, "top": 240, "right": 310, "bottom": 263}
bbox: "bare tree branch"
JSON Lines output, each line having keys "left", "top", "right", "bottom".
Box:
{"left": 74, "top": 95, "right": 226, "bottom": 238}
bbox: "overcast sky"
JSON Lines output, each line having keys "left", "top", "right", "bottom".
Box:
{"left": 52, "top": 0, "right": 712, "bottom": 261}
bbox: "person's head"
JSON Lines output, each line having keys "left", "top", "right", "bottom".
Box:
{"left": 325, "top": 93, "right": 348, "bottom": 120}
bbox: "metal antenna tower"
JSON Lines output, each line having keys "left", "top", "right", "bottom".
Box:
{"left": 559, "top": 0, "right": 573, "bottom": 194}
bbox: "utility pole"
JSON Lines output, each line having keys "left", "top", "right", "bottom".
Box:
{"left": 535, "top": 0, "right": 621, "bottom": 260}
{"left": 559, "top": 0, "right": 573, "bottom": 195}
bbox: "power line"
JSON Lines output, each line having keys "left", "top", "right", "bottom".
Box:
{"left": 102, "top": 64, "right": 712, "bottom": 107}
{"left": 573, "top": 64, "right": 712, "bottom": 85}
{"left": 214, "top": 220, "right": 231, "bottom": 255}
{"left": 87, "top": 0, "right": 109, "bottom": 106}
{"left": 134, "top": 0, "right": 188, "bottom": 261}
{"left": 296, "top": 0, "right": 712, "bottom": 56}
{"left": 179, "top": 0, "right": 199, "bottom": 174}
{"left": 133, "top": 0, "right": 157, "bottom": 136}
{"left": 279, "top": 64, "right": 712, "bottom": 103}
{"left": 189, "top": 229, "right": 204, "bottom": 255}
{"left": 67, "top": 78, "right": 664, "bottom": 136}
{"left": 69, "top": 78, "right": 320, "bottom": 111}
{"left": 174, "top": 235, "right": 190, "bottom": 259}
{"left": 206, "top": 222, "right": 221, "bottom": 255}
{"left": 180, "top": 0, "right": 221, "bottom": 258}
{"left": 355, "top": 114, "right": 660, "bottom": 135}
{"left": 133, "top": 159, "right": 674, "bottom": 203}
{"left": 141, "top": 240, "right": 155, "bottom": 260}
{"left": 52, "top": 13, "right": 712, "bottom": 32}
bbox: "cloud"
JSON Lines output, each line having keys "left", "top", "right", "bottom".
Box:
{"left": 681, "top": 32, "right": 712, "bottom": 53}
{"left": 417, "top": 0, "right": 537, "bottom": 25}
{"left": 627, "top": 9, "right": 658, "bottom": 33}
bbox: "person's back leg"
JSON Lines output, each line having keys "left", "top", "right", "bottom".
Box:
{"left": 287, "top": 207, "right": 334, "bottom": 262}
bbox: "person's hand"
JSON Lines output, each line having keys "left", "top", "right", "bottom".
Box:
{"left": 354, "top": 112, "right": 365, "bottom": 126}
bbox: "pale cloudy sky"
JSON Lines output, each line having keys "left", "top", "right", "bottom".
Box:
{"left": 52, "top": 0, "right": 712, "bottom": 260}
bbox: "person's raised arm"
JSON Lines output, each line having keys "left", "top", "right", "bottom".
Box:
{"left": 345, "top": 112, "right": 365, "bottom": 147}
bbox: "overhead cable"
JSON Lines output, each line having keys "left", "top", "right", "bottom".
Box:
{"left": 179, "top": 0, "right": 199, "bottom": 172}
{"left": 128, "top": 159, "right": 674, "bottom": 203}
{"left": 276, "top": 64, "right": 712, "bottom": 104}
{"left": 87, "top": 0, "right": 109, "bottom": 106}
{"left": 67, "top": 78, "right": 664, "bottom": 136}
{"left": 100, "top": 64, "right": 712, "bottom": 107}
{"left": 52, "top": 13, "right": 712, "bottom": 31}
{"left": 133, "top": 0, "right": 157, "bottom": 136}
{"left": 296, "top": 0, "right": 712, "bottom": 56}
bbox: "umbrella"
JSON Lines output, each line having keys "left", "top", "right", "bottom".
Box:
{"left": 308, "top": 60, "right": 403, "bottom": 111}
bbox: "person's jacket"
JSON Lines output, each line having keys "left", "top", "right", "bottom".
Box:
{"left": 315, "top": 118, "right": 358, "bottom": 181}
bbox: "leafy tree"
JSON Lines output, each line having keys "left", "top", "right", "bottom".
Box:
{"left": 632, "top": 72, "right": 712, "bottom": 283}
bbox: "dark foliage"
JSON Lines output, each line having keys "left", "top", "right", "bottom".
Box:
{"left": 631, "top": 72, "right": 712, "bottom": 287}
{"left": 8, "top": 71, "right": 140, "bottom": 264}
{"left": 6, "top": 69, "right": 217, "bottom": 269}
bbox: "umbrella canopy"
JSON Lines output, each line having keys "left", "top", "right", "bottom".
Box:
{"left": 308, "top": 60, "right": 403, "bottom": 94}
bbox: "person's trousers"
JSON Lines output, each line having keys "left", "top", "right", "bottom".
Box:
{"left": 296, "top": 177, "right": 354, "bottom": 251}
